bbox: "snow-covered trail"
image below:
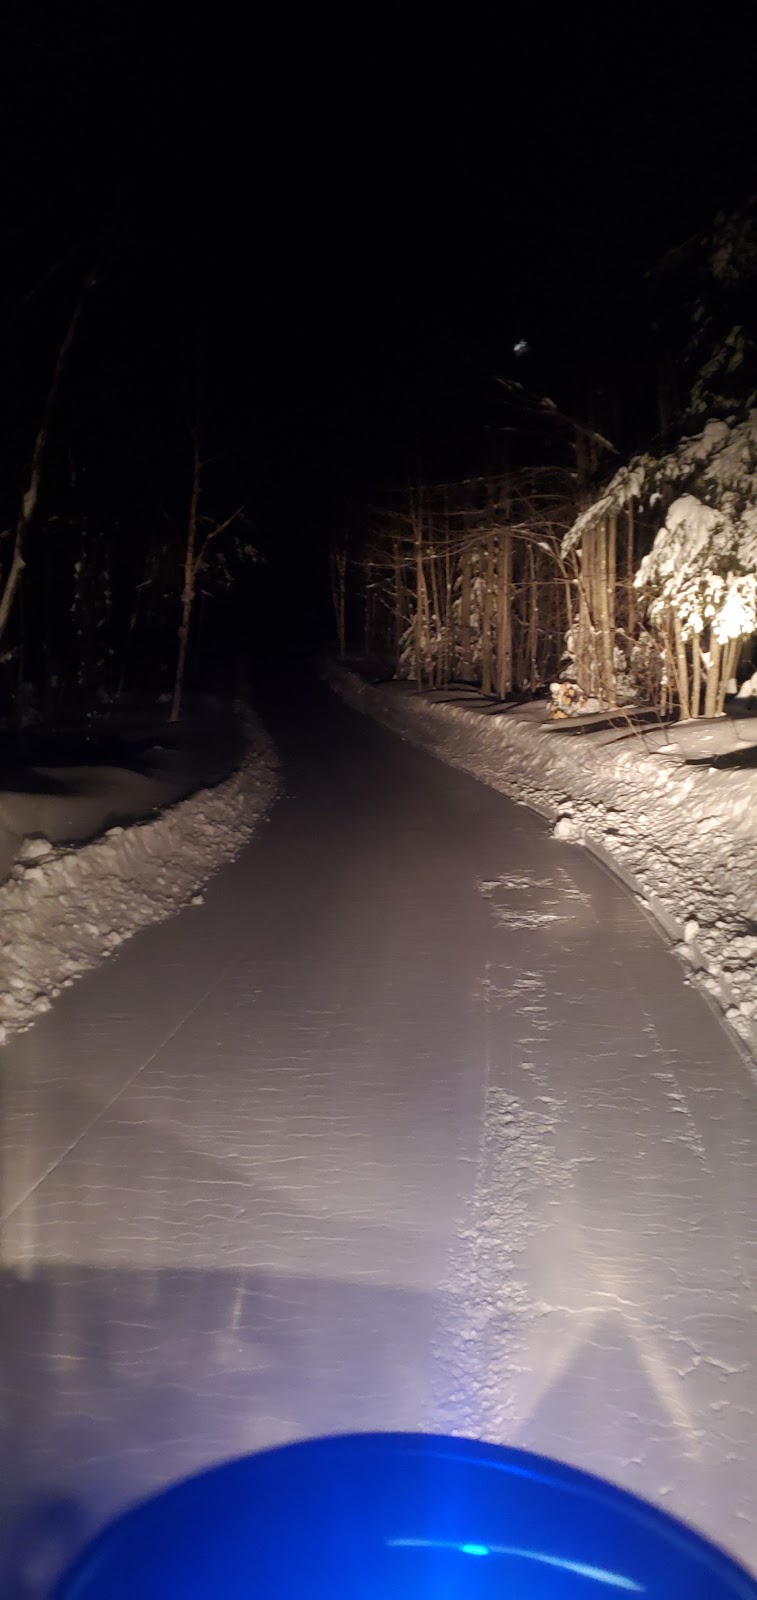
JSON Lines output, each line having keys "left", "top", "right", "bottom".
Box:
{"left": 1, "top": 679, "right": 756, "bottom": 1585}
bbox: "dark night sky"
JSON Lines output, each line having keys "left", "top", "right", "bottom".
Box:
{"left": 1, "top": 5, "right": 754, "bottom": 637}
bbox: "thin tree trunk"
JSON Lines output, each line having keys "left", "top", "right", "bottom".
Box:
{"left": 0, "top": 275, "right": 94, "bottom": 647}
{"left": 481, "top": 537, "right": 494, "bottom": 695}
{"left": 428, "top": 544, "right": 442, "bottom": 687}
{"left": 363, "top": 560, "right": 372, "bottom": 659}
{"left": 718, "top": 636, "right": 739, "bottom": 715}
{"left": 660, "top": 636, "right": 669, "bottom": 717}
{"left": 596, "top": 520, "right": 615, "bottom": 704}
{"left": 661, "top": 614, "right": 677, "bottom": 719}
{"left": 626, "top": 503, "right": 636, "bottom": 633}
{"left": 690, "top": 632, "right": 702, "bottom": 719}
{"left": 672, "top": 609, "right": 690, "bottom": 719}
{"left": 393, "top": 538, "right": 403, "bottom": 663}
{"left": 528, "top": 542, "right": 538, "bottom": 692}
{"left": 577, "top": 535, "right": 594, "bottom": 695}
{"left": 414, "top": 515, "right": 428, "bottom": 690}
{"left": 460, "top": 547, "right": 472, "bottom": 681}
{"left": 563, "top": 576, "right": 573, "bottom": 668}
{"left": 496, "top": 531, "right": 512, "bottom": 699}
{"left": 608, "top": 512, "right": 617, "bottom": 641}
{"left": 443, "top": 541, "right": 452, "bottom": 686}
{"left": 169, "top": 428, "right": 201, "bottom": 722}
{"left": 704, "top": 632, "right": 721, "bottom": 718}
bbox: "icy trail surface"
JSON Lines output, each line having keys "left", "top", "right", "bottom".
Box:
{"left": 1, "top": 680, "right": 756, "bottom": 1589}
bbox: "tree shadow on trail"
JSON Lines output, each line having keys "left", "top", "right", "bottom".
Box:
{"left": 685, "top": 744, "right": 757, "bottom": 770}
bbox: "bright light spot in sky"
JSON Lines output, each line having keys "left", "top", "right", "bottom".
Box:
{"left": 459, "top": 1543, "right": 489, "bottom": 1555}
{"left": 513, "top": 338, "right": 529, "bottom": 355}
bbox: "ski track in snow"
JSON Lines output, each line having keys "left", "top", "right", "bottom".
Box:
{"left": 328, "top": 668, "right": 757, "bottom": 1571}
{"left": 434, "top": 881, "right": 757, "bottom": 1565}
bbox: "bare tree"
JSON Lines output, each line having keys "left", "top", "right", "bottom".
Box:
{"left": 169, "top": 426, "right": 247, "bottom": 722}
{"left": 0, "top": 271, "right": 96, "bottom": 650}
{"left": 339, "top": 468, "right": 575, "bottom": 699}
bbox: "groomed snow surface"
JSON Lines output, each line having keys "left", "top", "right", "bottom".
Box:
{"left": 326, "top": 663, "right": 757, "bottom": 1063}
{"left": 0, "top": 712, "right": 280, "bottom": 1044}
{"left": 2, "top": 679, "right": 757, "bottom": 1588}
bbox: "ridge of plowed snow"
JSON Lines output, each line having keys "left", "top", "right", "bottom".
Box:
{"left": 326, "top": 665, "right": 757, "bottom": 1064}
{"left": 0, "top": 714, "right": 279, "bottom": 1043}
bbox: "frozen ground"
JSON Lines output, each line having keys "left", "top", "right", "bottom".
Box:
{"left": 1, "top": 678, "right": 756, "bottom": 1591}
{"left": 326, "top": 662, "right": 757, "bottom": 1060}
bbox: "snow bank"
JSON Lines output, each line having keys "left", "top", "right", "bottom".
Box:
{"left": 0, "top": 712, "right": 279, "bottom": 1044}
{"left": 326, "top": 664, "right": 757, "bottom": 1062}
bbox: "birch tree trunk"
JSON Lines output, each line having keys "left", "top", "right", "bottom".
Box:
{"left": 718, "top": 637, "right": 739, "bottom": 715}
{"left": 527, "top": 542, "right": 538, "bottom": 692}
{"left": 608, "top": 512, "right": 617, "bottom": 645}
{"left": 481, "top": 537, "right": 494, "bottom": 695}
{"left": 443, "top": 542, "right": 453, "bottom": 686}
{"left": 428, "top": 545, "right": 442, "bottom": 687}
{"left": 691, "top": 633, "right": 702, "bottom": 719}
{"left": 414, "top": 514, "right": 429, "bottom": 690}
{"left": 576, "top": 538, "right": 593, "bottom": 695}
{"left": 596, "top": 518, "right": 615, "bottom": 704}
{"left": 672, "top": 610, "right": 690, "bottom": 720}
{"left": 459, "top": 548, "right": 473, "bottom": 681}
{"left": 704, "top": 632, "right": 721, "bottom": 718}
{"left": 626, "top": 503, "right": 636, "bottom": 634}
{"left": 496, "top": 532, "right": 512, "bottom": 700}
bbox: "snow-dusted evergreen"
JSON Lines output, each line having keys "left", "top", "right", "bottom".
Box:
{"left": 562, "top": 411, "right": 757, "bottom": 714}
{"left": 560, "top": 201, "right": 757, "bottom": 717}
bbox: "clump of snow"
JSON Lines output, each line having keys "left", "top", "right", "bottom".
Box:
{"left": 16, "top": 837, "right": 53, "bottom": 862}
{"left": 327, "top": 663, "right": 757, "bottom": 1061}
{"left": 0, "top": 712, "right": 279, "bottom": 1043}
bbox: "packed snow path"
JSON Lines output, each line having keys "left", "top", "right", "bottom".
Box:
{"left": 1, "top": 679, "right": 756, "bottom": 1587}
